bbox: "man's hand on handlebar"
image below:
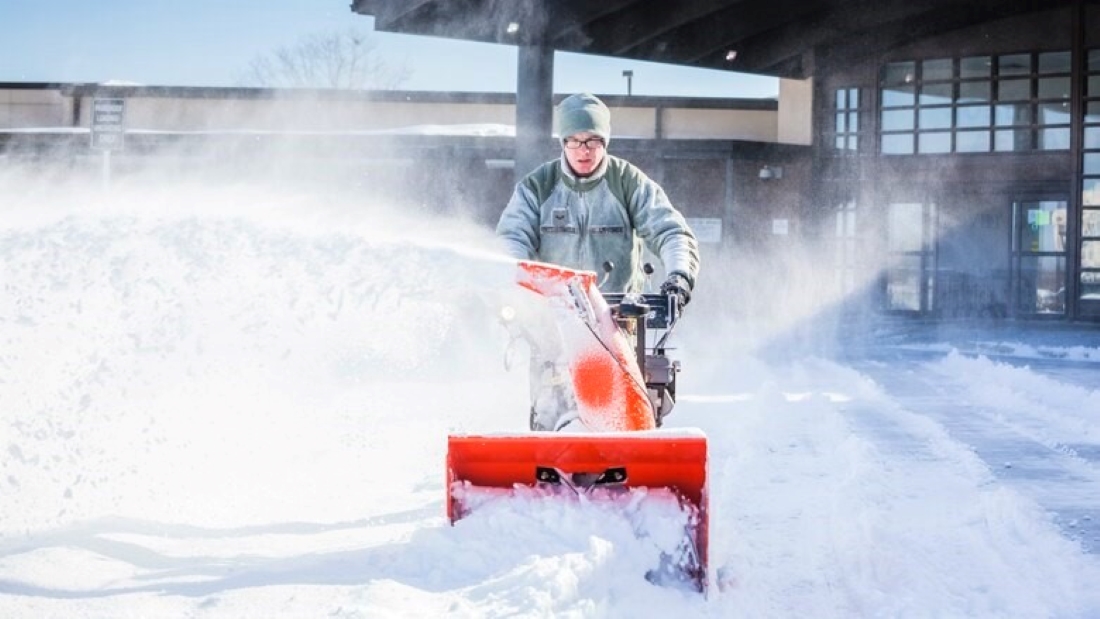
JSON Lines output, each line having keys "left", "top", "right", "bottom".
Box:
{"left": 660, "top": 272, "right": 692, "bottom": 311}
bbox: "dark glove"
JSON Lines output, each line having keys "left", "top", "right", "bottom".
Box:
{"left": 660, "top": 272, "right": 693, "bottom": 310}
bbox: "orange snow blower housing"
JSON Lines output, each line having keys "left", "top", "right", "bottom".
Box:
{"left": 447, "top": 260, "right": 710, "bottom": 592}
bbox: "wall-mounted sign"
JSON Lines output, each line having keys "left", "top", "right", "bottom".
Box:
{"left": 686, "top": 217, "right": 722, "bottom": 243}
{"left": 772, "top": 218, "right": 789, "bottom": 235}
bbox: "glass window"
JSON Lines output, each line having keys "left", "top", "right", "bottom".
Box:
{"left": 1087, "top": 126, "right": 1100, "bottom": 149}
{"left": 830, "top": 88, "right": 862, "bottom": 153}
{"left": 1038, "top": 51, "right": 1071, "bottom": 74}
{"left": 1000, "top": 79, "right": 1031, "bottom": 101}
{"left": 1083, "top": 241, "right": 1100, "bottom": 268}
{"left": 922, "top": 58, "right": 953, "bottom": 81}
{"left": 995, "top": 129, "right": 1031, "bottom": 151}
{"left": 836, "top": 87, "right": 858, "bottom": 109}
{"left": 1086, "top": 153, "right": 1100, "bottom": 176}
{"left": 956, "top": 130, "right": 990, "bottom": 152}
{"left": 1037, "top": 77, "right": 1070, "bottom": 99}
{"left": 999, "top": 53, "right": 1032, "bottom": 76}
{"left": 919, "top": 107, "right": 952, "bottom": 129}
{"left": 1080, "top": 271, "right": 1100, "bottom": 301}
{"left": 1090, "top": 49, "right": 1100, "bottom": 72}
{"left": 960, "top": 56, "right": 991, "bottom": 78}
{"left": 881, "top": 133, "right": 914, "bottom": 154}
{"left": 1085, "top": 179, "right": 1100, "bottom": 206}
{"left": 1038, "top": 127, "right": 1070, "bottom": 150}
{"left": 1038, "top": 102, "right": 1071, "bottom": 125}
{"left": 882, "top": 86, "right": 916, "bottom": 107}
{"left": 882, "top": 109, "right": 915, "bottom": 131}
{"left": 958, "top": 81, "right": 991, "bottom": 103}
{"left": 920, "top": 82, "right": 953, "bottom": 104}
{"left": 1086, "top": 101, "right": 1100, "bottom": 124}
{"left": 995, "top": 103, "right": 1030, "bottom": 126}
{"left": 1089, "top": 75, "right": 1100, "bottom": 98}
{"left": 957, "top": 105, "right": 991, "bottom": 128}
{"left": 1083, "top": 210, "right": 1100, "bottom": 236}
{"left": 884, "top": 61, "right": 916, "bottom": 86}
{"left": 919, "top": 132, "right": 951, "bottom": 153}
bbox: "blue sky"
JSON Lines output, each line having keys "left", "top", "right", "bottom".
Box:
{"left": 0, "top": 0, "right": 777, "bottom": 98}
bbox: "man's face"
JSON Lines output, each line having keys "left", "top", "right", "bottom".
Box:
{"left": 562, "top": 132, "right": 606, "bottom": 177}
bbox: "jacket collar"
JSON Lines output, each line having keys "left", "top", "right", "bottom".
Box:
{"left": 559, "top": 153, "right": 609, "bottom": 192}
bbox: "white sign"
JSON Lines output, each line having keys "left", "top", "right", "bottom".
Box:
{"left": 91, "top": 98, "right": 126, "bottom": 150}
{"left": 772, "top": 218, "right": 789, "bottom": 235}
{"left": 686, "top": 217, "right": 722, "bottom": 243}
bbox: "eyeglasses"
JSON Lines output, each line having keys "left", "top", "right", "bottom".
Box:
{"left": 562, "top": 137, "right": 606, "bottom": 150}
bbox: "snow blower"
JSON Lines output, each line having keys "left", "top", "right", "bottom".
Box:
{"left": 446, "top": 260, "right": 709, "bottom": 592}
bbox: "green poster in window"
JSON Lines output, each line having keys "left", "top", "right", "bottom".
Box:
{"left": 1028, "top": 209, "right": 1050, "bottom": 227}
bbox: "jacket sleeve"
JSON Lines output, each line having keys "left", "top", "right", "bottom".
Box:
{"left": 623, "top": 165, "right": 701, "bottom": 287}
{"left": 495, "top": 178, "right": 541, "bottom": 261}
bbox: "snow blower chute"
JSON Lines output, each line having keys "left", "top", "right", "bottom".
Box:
{"left": 446, "top": 260, "right": 710, "bottom": 592}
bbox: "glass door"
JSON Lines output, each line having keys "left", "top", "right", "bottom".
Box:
{"left": 1011, "top": 200, "right": 1068, "bottom": 315}
{"left": 1083, "top": 207, "right": 1100, "bottom": 311}
{"left": 886, "top": 202, "right": 936, "bottom": 312}
{"left": 834, "top": 199, "right": 858, "bottom": 295}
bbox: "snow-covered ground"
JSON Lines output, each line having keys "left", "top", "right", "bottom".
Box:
{"left": 2, "top": 170, "right": 1099, "bottom": 618}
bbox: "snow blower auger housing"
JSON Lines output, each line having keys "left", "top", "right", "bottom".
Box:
{"left": 447, "top": 260, "right": 710, "bottom": 593}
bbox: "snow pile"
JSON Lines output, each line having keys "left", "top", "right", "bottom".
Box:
{"left": 931, "top": 351, "right": 1099, "bottom": 446}
{"left": 0, "top": 209, "right": 514, "bottom": 532}
{"left": 892, "top": 338, "right": 1100, "bottom": 364}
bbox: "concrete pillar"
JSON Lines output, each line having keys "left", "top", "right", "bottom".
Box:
{"left": 515, "top": 44, "right": 555, "bottom": 184}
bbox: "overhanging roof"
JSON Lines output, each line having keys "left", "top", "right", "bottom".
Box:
{"left": 351, "top": 0, "right": 1077, "bottom": 79}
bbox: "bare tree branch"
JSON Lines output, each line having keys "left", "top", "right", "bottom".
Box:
{"left": 238, "top": 29, "right": 411, "bottom": 90}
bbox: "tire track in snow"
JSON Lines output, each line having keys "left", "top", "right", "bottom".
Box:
{"left": 850, "top": 355, "right": 1100, "bottom": 554}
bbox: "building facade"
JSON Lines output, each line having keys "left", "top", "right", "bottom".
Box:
{"left": 813, "top": 4, "right": 1100, "bottom": 322}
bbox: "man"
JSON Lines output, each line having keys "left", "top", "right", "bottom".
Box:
{"left": 496, "top": 93, "right": 700, "bottom": 430}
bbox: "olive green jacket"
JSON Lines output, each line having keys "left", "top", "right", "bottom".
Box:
{"left": 496, "top": 154, "right": 700, "bottom": 293}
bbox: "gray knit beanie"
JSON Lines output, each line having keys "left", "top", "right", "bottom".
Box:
{"left": 556, "top": 93, "right": 611, "bottom": 144}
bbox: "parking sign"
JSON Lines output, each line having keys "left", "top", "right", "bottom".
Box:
{"left": 91, "top": 98, "right": 125, "bottom": 150}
